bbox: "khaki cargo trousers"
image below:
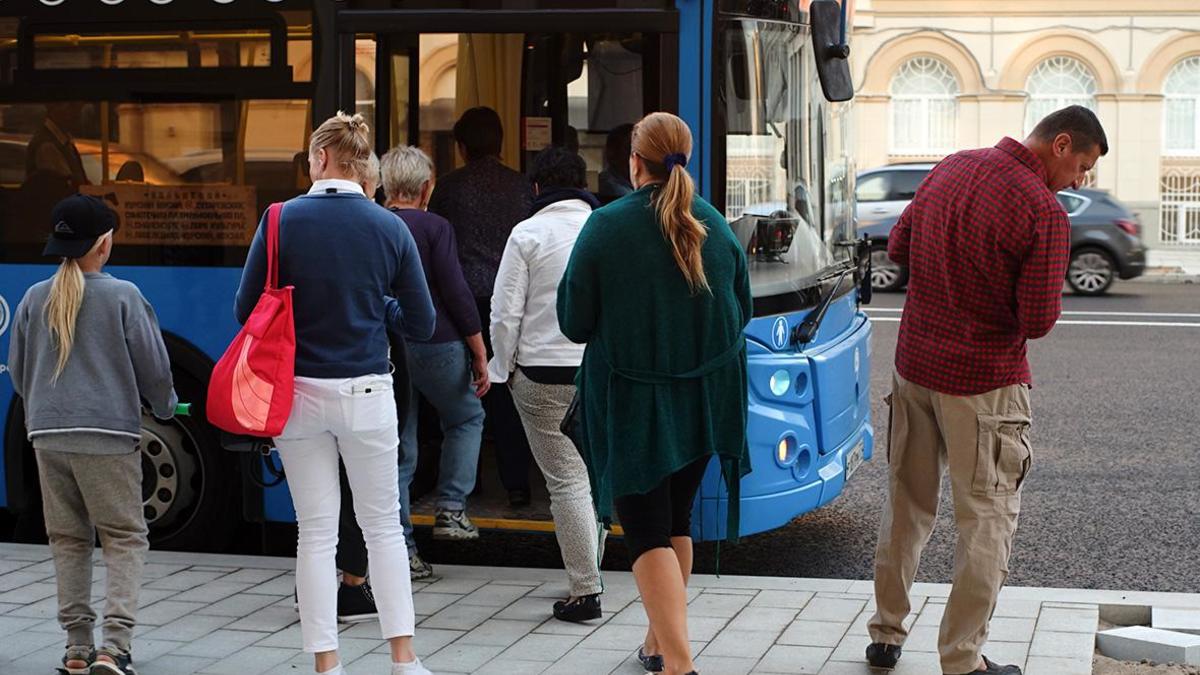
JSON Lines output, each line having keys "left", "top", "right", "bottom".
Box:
{"left": 868, "top": 371, "right": 1033, "bottom": 674}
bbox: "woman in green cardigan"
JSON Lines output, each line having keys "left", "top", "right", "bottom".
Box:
{"left": 557, "top": 112, "right": 752, "bottom": 675}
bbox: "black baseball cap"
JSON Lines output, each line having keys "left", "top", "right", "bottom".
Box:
{"left": 43, "top": 194, "right": 118, "bottom": 259}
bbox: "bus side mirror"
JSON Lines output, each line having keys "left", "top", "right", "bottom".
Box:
{"left": 857, "top": 236, "right": 873, "bottom": 305}
{"left": 810, "top": 0, "right": 854, "bottom": 102}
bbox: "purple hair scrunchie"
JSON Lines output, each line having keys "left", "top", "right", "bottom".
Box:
{"left": 664, "top": 152, "right": 688, "bottom": 172}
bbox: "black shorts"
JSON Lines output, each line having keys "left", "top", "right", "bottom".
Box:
{"left": 613, "top": 456, "right": 711, "bottom": 563}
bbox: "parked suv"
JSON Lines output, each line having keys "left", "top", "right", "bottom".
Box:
{"left": 856, "top": 164, "right": 1147, "bottom": 295}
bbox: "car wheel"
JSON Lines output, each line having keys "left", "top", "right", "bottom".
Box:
{"left": 1067, "top": 247, "right": 1116, "bottom": 296}
{"left": 870, "top": 245, "right": 908, "bottom": 292}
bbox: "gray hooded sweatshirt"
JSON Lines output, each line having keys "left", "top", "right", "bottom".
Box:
{"left": 8, "top": 272, "right": 177, "bottom": 454}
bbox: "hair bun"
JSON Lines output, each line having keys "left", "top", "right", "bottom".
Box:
{"left": 346, "top": 112, "right": 369, "bottom": 137}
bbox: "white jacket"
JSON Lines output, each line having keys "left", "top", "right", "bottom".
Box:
{"left": 488, "top": 199, "right": 591, "bottom": 384}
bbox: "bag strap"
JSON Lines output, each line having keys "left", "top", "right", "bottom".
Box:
{"left": 264, "top": 202, "right": 284, "bottom": 291}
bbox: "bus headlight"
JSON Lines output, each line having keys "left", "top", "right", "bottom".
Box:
{"left": 769, "top": 369, "right": 791, "bottom": 397}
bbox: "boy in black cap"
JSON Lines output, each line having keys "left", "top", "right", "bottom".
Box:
{"left": 8, "top": 194, "right": 178, "bottom": 675}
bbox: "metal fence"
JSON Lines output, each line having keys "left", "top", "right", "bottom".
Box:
{"left": 1160, "top": 165, "right": 1200, "bottom": 245}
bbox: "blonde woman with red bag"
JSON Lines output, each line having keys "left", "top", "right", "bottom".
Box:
{"left": 234, "top": 112, "right": 436, "bottom": 675}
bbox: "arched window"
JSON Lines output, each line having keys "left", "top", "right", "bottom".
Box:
{"left": 1024, "top": 56, "right": 1097, "bottom": 133}
{"left": 1164, "top": 56, "right": 1200, "bottom": 156}
{"left": 889, "top": 57, "right": 959, "bottom": 155}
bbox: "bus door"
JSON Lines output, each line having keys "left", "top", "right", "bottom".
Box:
{"left": 328, "top": 6, "right": 679, "bottom": 532}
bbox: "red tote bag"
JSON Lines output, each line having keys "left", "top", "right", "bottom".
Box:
{"left": 206, "top": 203, "right": 296, "bottom": 437}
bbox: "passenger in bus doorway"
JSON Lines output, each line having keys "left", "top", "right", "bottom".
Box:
{"left": 427, "top": 106, "right": 537, "bottom": 507}
{"left": 558, "top": 113, "right": 753, "bottom": 675}
{"left": 8, "top": 194, "right": 178, "bottom": 675}
{"left": 235, "top": 112, "right": 437, "bottom": 675}
{"left": 381, "top": 145, "right": 490, "bottom": 581}
{"left": 488, "top": 146, "right": 605, "bottom": 623}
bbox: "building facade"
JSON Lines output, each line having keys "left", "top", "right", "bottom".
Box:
{"left": 850, "top": 0, "right": 1200, "bottom": 253}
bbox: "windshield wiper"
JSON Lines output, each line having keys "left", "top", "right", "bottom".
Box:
{"left": 792, "top": 263, "right": 854, "bottom": 346}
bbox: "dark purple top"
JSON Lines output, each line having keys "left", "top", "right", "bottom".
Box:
{"left": 427, "top": 156, "right": 534, "bottom": 298}
{"left": 391, "top": 207, "right": 481, "bottom": 344}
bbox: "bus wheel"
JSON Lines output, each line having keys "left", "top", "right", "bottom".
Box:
{"left": 142, "top": 371, "right": 239, "bottom": 552}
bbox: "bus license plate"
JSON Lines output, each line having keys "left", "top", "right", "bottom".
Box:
{"left": 845, "top": 440, "right": 865, "bottom": 479}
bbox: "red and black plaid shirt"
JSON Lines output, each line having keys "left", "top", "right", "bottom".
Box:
{"left": 889, "top": 137, "right": 1070, "bottom": 396}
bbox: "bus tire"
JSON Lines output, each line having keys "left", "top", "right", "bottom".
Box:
{"left": 145, "top": 368, "right": 240, "bottom": 552}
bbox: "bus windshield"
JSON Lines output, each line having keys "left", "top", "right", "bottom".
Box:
{"left": 722, "top": 18, "right": 855, "bottom": 301}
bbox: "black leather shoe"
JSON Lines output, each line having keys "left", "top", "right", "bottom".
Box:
{"left": 944, "top": 655, "right": 1022, "bottom": 675}
{"left": 866, "top": 642, "right": 902, "bottom": 669}
{"left": 637, "top": 646, "right": 664, "bottom": 672}
{"left": 552, "top": 593, "right": 601, "bottom": 622}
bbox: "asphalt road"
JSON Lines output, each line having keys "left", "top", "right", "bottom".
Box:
{"left": 419, "top": 281, "right": 1200, "bottom": 593}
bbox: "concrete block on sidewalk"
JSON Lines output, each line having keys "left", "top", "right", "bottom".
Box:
{"left": 1153, "top": 607, "right": 1200, "bottom": 635}
{"left": 1097, "top": 626, "right": 1200, "bottom": 665}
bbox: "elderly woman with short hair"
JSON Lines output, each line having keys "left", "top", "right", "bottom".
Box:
{"left": 380, "top": 146, "right": 489, "bottom": 580}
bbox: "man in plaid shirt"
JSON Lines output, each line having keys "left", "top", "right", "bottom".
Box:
{"left": 866, "top": 107, "right": 1108, "bottom": 675}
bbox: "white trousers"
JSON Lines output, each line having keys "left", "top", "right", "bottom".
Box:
{"left": 274, "top": 374, "right": 415, "bottom": 653}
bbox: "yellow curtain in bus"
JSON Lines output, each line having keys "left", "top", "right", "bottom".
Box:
{"left": 455, "top": 33, "right": 524, "bottom": 170}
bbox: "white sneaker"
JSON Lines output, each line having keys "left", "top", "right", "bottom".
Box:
{"left": 392, "top": 656, "right": 432, "bottom": 675}
{"left": 316, "top": 663, "right": 344, "bottom": 675}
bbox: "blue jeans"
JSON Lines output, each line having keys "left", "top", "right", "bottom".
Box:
{"left": 399, "top": 340, "right": 485, "bottom": 550}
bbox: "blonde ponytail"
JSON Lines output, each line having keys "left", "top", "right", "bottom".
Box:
{"left": 633, "top": 112, "right": 710, "bottom": 294}
{"left": 45, "top": 258, "right": 85, "bottom": 381}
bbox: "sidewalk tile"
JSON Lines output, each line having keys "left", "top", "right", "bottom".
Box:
{"left": 727, "top": 607, "right": 800, "bottom": 632}
{"left": 0, "top": 570, "right": 51, "bottom": 593}
{"left": 413, "top": 627, "right": 466, "bottom": 657}
{"left": 689, "top": 591, "right": 753, "bottom": 618}
{"left": 1029, "top": 630, "right": 1095, "bottom": 657}
{"left": 458, "top": 618, "right": 541, "bottom": 647}
{"left": 217, "top": 568, "right": 286, "bottom": 585}
{"left": 0, "top": 627, "right": 62, "bottom": 659}
{"left": 225, "top": 605, "right": 299, "bottom": 633}
{"left": 474, "top": 658, "right": 551, "bottom": 674}
{"left": 702, "top": 628, "right": 778, "bottom": 659}
{"left": 798, "top": 597, "right": 865, "bottom": 623}
{"left": 988, "top": 616, "right": 1036, "bottom": 642}
{"left": 1025, "top": 655, "right": 1092, "bottom": 675}
{"left": 1036, "top": 606, "right": 1099, "bottom": 633}
{"left": 345, "top": 653, "right": 393, "bottom": 675}
{"left": 146, "top": 570, "right": 228, "bottom": 591}
{"left": 141, "top": 613, "right": 237, "bottom": 642}
{"left": 982, "top": 640, "right": 1029, "bottom": 669}
{"left": 695, "top": 655, "right": 758, "bottom": 675}
{"left": 139, "top": 600, "right": 210, "bottom": 626}
{"left": 423, "top": 642, "right": 504, "bottom": 672}
{"left": 607, "top": 601, "right": 649, "bottom": 626}
{"left": 196, "top": 590, "right": 280, "bottom": 617}
{"left": 690, "top": 615, "right": 734, "bottom": 642}
{"left": 899, "top": 624, "right": 940, "bottom": 652}
{"left": 420, "top": 602, "right": 499, "bottom": 631}
{"left": 916, "top": 602, "right": 947, "bottom": 626}
{"left": 174, "top": 581, "right": 254, "bottom": 604}
{"left": 420, "top": 577, "right": 490, "bottom": 596}
{"left": 245, "top": 574, "right": 297, "bottom": 596}
{"left": 137, "top": 655, "right": 217, "bottom": 675}
{"left": 413, "top": 592, "right": 465, "bottom": 616}
{"left": 540, "top": 647, "right": 630, "bottom": 675}
{"left": 533, "top": 617, "right": 602, "bottom": 637}
{"left": 458, "top": 582, "right": 533, "bottom": 608}
{"left": 199, "top": 645, "right": 295, "bottom": 674}
{"left": 141, "top": 562, "right": 191, "bottom": 580}
{"left": 5, "top": 595, "right": 59, "bottom": 619}
{"left": 176, "top": 629, "right": 267, "bottom": 657}
{"left": 502, "top": 633, "right": 582, "bottom": 661}
{"left": 0, "top": 559, "right": 34, "bottom": 574}
{"left": 253, "top": 622, "right": 306, "bottom": 647}
{"left": 754, "top": 644, "right": 832, "bottom": 673}
{"left": 890, "top": 651, "right": 942, "bottom": 675}
{"left": 494, "top": 597, "right": 557, "bottom": 623}
{"left": 0, "top": 580, "right": 56, "bottom": 604}
{"left": 993, "top": 599, "right": 1043, "bottom": 619}
{"left": 578, "top": 622, "right": 648, "bottom": 651}
{"left": 778, "top": 619, "right": 852, "bottom": 647}
{"left": 817, "top": 661, "right": 877, "bottom": 674}
{"left": 750, "top": 590, "right": 815, "bottom": 610}
{"left": 0, "top": 615, "right": 42, "bottom": 637}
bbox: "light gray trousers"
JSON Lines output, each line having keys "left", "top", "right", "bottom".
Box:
{"left": 510, "top": 371, "right": 604, "bottom": 597}
{"left": 34, "top": 448, "right": 148, "bottom": 653}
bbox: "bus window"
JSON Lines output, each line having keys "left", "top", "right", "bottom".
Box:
{"left": 723, "top": 19, "right": 839, "bottom": 300}
{"left": 0, "top": 97, "right": 309, "bottom": 266}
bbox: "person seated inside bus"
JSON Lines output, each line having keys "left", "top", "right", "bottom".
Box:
{"left": 380, "top": 145, "right": 490, "bottom": 579}
{"left": 598, "top": 123, "right": 634, "bottom": 203}
{"left": 427, "top": 106, "right": 536, "bottom": 508}
{"left": 488, "top": 146, "right": 605, "bottom": 623}
{"left": 27, "top": 102, "right": 89, "bottom": 190}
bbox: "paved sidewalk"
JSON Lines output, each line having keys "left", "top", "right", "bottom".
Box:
{"left": 2, "top": 544, "right": 1199, "bottom": 675}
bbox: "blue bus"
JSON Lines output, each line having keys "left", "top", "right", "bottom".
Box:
{"left": 0, "top": 0, "right": 873, "bottom": 551}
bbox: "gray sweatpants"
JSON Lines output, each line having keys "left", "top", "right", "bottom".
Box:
{"left": 34, "top": 447, "right": 148, "bottom": 653}
{"left": 509, "top": 371, "right": 604, "bottom": 597}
